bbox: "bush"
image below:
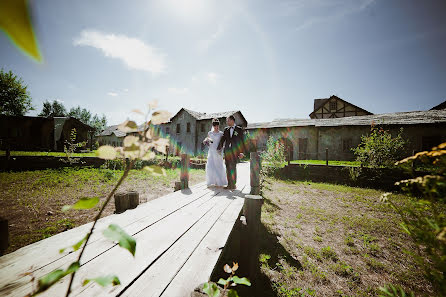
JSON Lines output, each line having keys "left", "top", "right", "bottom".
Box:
{"left": 353, "top": 126, "right": 408, "bottom": 168}
{"left": 261, "top": 136, "right": 286, "bottom": 176}
{"left": 381, "top": 142, "right": 446, "bottom": 295}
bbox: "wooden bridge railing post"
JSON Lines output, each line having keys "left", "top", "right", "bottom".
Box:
{"left": 180, "top": 153, "right": 190, "bottom": 190}
{"left": 0, "top": 217, "right": 9, "bottom": 256}
{"left": 250, "top": 152, "right": 261, "bottom": 195}
{"left": 241, "top": 194, "right": 263, "bottom": 281}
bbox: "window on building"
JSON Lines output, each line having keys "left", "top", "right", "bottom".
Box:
{"left": 329, "top": 101, "right": 337, "bottom": 110}
{"left": 343, "top": 139, "right": 352, "bottom": 152}
{"left": 187, "top": 122, "right": 191, "bottom": 133}
{"left": 166, "top": 127, "right": 170, "bottom": 134}
{"left": 201, "top": 123, "right": 205, "bottom": 132}
{"left": 176, "top": 124, "right": 180, "bottom": 133}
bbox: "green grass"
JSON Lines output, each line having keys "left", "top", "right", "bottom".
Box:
{"left": 259, "top": 177, "right": 429, "bottom": 297}
{"left": 290, "top": 160, "right": 360, "bottom": 166}
{"left": 0, "top": 150, "right": 97, "bottom": 157}
{"left": 0, "top": 167, "right": 205, "bottom": 254}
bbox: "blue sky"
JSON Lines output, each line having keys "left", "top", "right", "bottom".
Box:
{"left": 1, "top": 0, "right": 445, "bottom": 125}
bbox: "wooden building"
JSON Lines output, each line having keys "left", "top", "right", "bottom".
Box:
{"left": 247, "top": 96, "right": 446, "bottom": 161}
{"left": 159, "top": 108, "right": 247, "bottom": 156}
{"left": 0, "top": 115, "right": 94, "bottom": 152}
{"left": 309, "top": 95, "right": 373, "bottom": 119}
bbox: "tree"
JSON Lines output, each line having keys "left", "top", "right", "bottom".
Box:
{"left": 39, "top": 100, "right": 67, "bottom": 117}
{"left": 0, "top": 69, "right": 34, "bottom": 116}
{"left": 68, "top": 106, "right": 91, "bottom": 124}
{"left": 68, "top": 106, "right": 107, "bottom": 133}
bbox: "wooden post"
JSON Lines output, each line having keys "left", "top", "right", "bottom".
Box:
{"left": 325, "top": 148, "right": 328, "bottom": 166}
{"left": 127, "top": 191, "right": 139, "bottom": 209}
{"left": 287, "top": 147, "right": 291, "bottom": 166}
{"left": 180, "top": 154, "right": 190, "bottom": 189}
{"left": 241, "top": 195, "right": 264, "bottom": 281}
{"left": 250, "top": 152, "right": 261, "bottom": 195}
{"left": 114, "top": 192, "right": 129, "bottom": 214}
{"left": 165, "top": 145, "right": 169, "bottom": 162}
{"left": 0, "top": 217, "right": 9, "bottom": 256}
{"left": 412, "top": 150, "right": 416, "bottom": 170}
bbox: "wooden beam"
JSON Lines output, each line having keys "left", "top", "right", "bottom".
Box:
{"left": 241, "top": 194, "right": 263, "bottom": 281}
{"left": 250, "top": 152, "right": 261, "bottom": 195}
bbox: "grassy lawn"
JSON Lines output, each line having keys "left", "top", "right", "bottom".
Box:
{"left": 256, "top": 178, "right": 432, "bottom": 297}
{"left": 0, "top": 150, "right": 98, "bottom": 157}
{"left": 0, "top": 167, "right": 205, "bottom": 254}
{"left": 290, "top": 160, "right": 360, "bottom": 167}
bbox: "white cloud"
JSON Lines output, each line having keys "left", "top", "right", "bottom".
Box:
{"left": 198, "top": 22, "right": 226, "bottom": 52}
{"left": 73, "top": 30, "right": 167, "bottom": 74}
{"left": 167, "top": 87, "right": 189, "bottom": 95}
{"left": 294, "top": 0, "right": 376, "bottom": 31}
{"left": 55, "top": 98, "right": 64, "bottom": 103}
{"left": 107, "top": 92, "right": 118, "bottom": 97}
{"left": 206, "top": 72, "right": 219, "bottom": 85}
{"left": 123, "top": 88, "right": 129, "bottom": 92}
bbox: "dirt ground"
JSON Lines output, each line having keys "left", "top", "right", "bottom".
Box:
{"left": 253, "top": 178, "right": 433, "bottom": 297}
{"left": 0, "top": 167, "right": 205, "bottom": 254}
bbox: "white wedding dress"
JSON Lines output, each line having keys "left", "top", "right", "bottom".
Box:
{"left": 205, "top": 131, "right": 228, "bottom": 187}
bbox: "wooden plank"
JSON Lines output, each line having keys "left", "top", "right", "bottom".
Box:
{"left": 161, "top": 192, "right": 246, "bottom": 296}
{"left": 117, "top": 191, "right": 244, "bottom": 297}
{"left": 0, "top": 183, "right": 211, "bottom": 296}
{"left": 37, "top": 190, "right": 231, "bottom": 296}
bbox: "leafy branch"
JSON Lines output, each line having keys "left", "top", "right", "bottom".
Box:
{"left": 31, "top": 100, "right": 171, "bottom": 296}
{"left": 203, "top": 262, "right": 251, "bottom": 297}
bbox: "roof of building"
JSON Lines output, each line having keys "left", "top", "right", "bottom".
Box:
{"left": 247, "top": 109, "right": 446, "bottom": 129}
{"left": 167, "top": 108, "right": 247, "bottom": 124}
{"left": 98, "top": 125, "right": 126, "bottom": 137}
{"left": 430, "top": 100, "right": 446, "bottom": 110}
{"left": 309, "top": 95, "right": 373, "bottom": 118}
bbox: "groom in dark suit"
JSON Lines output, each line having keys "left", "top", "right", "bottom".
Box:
{"left": 217, "top": 115, "right": 246, "bottom": 190}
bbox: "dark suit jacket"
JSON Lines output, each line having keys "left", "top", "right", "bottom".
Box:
{"left": 217, "top": 125, "right": 246, "bottom": 162}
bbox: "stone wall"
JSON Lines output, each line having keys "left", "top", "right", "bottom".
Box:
{"left": 248, "top": 123, "right": 446, "bottom": 161}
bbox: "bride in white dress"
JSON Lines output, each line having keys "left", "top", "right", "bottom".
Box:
{"left": 203, "top": 119, "right": 228, "bottom": 187}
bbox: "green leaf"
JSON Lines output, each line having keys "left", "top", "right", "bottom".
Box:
{"left": 231, "top": 276, "right": 251, "bottom": 286}
{"left": 62, "top": 197, "right": 100, "bottom": 211}
{"left": 34, "top": 262, "right": 80, "bottom": 295}
{"left": 151, "top": 110, "right": 171, "bottom": 125}
{"left": 82, "top": 275, "right": 121, "bottom": 287}
{"left": 103, "top": 224, "right": 136, "bottom": 257}
{"left": 96, "top": 145, "right": 117, "bottom": 160}
{"left": 123, "top": 135, "right": 140, "bottom": 147}
{"left": 217, "top": 278, "right": 228, "bottom": 286}
{"left": 0, "top": 0, "right": 42, "bottom": 62}
{"left": 59, "top": 235, "right": 88, "bottom": 253}
{"left": 202, "top": 282, "right": 220, "bottom": 297}
{"left": 143, "top": 165, "right": 166, "bottom": 177}
{"left": 118, "top": 120, "right": 138, "bottom": 132}
{"left": 228, "top": 289, "right": 240, "bottom": 297}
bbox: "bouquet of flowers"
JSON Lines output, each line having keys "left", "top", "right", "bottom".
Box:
{"left": 203, "top": 137, "right": 213, "bottom": 146}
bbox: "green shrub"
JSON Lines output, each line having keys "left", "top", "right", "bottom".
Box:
{"left": 352, "top": 126, "right": 407, "bottom": 168}
{"left": 381, "top": 143, "right": 446, "bottom": 294}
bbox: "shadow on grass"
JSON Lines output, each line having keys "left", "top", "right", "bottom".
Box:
{"left": 211, "top": 220, "right": 301, "bottom": 297}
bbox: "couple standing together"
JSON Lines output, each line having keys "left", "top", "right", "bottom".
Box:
{"left": 203, "top": 115, "right": 246, "bottom": 190}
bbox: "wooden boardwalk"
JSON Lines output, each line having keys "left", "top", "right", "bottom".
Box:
{"left": 0, "top": 163, "right": 251, "bottom": 297}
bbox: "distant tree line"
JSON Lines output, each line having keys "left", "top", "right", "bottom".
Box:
{"left": 39, "top": 100, "right": 107, "bottom": 134}
{"left": 0, "top": 68, "right": 107, "bottom": 134}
